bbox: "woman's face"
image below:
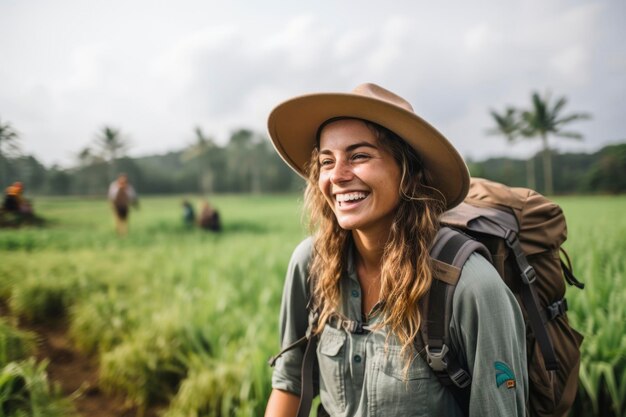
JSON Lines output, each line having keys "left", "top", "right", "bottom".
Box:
{"left": 318, "top": 119, "right": 402, "bottom": 235}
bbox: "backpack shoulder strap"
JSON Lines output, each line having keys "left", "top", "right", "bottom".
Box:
{"left": 444, "top": 203, "right": 561, "bottom": 371}
{"left": 268, "top": 307, "right": 319, "bottom": 417}
{"left": 423, "top": 226, "right": 491, "bottom": 415}
{"left": 268, "top": 245, "right": 321, "bottom": 417}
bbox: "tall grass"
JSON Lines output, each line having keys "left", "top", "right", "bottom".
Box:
{"left": 0, "top": 194, "right": 305, "bottom": 415}
{"left": 557, "top": 196, "right": 626, "bottom": 417}
{"left": 0, "top": 359, "right": 77, "bottom": 417}
{"left": 0, "top": 193, "right": 623, "bottom": 416}
{"left": 0, "top": 317, "right": 75, "bottom": 416}
{"left": 0, "top": 318, "right": 37, "bottom": 368}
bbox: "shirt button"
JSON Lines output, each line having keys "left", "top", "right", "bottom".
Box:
{"left": 354, "top": 355, "right": 362, "bottom": 363}
{"left": 351, "top": 290, "right": 359, "bottom": 298}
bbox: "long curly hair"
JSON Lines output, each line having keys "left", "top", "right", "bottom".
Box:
{"left": 304, "top": 119, "right": 446, "bottom": 358}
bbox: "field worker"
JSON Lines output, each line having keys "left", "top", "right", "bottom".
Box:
{"left": 198, "top": 199, "right": 221, "bottom": 232}
{"left": 264, "top": 84, "right": 528, "bottom": 417}
{"left": 108, "top": 173, "right": 138, "bottom": 236}
{"left": 2, "top": 181, "right": 33, "bottom": 215}
{"left": 182, "top": 199, "right": 196, "bottom": 228}
{"left": 3, "top": 181, "right": 24, "bottom": 212}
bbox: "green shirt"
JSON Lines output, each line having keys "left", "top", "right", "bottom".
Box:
{"left": 272, "top": 237, "right": 528, "bottom": 417}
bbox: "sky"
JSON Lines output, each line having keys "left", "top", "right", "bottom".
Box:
{"left": 1, "top": 0, "right": 624, "bottom": 168}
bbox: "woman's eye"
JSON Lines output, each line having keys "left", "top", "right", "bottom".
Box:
{"left": 319, "top": 158, "right": 333, "bottom": 167}
{"left": 351, "top": 153, "right": 370, "bottom": 161}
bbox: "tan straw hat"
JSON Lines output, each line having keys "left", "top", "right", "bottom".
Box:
{"left": 267, "top": 83, "right": 469, "bottom": 209}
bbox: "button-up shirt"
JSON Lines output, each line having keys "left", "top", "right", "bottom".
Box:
{"left": 272, "top": 237, "right": 528, "bottom": 417}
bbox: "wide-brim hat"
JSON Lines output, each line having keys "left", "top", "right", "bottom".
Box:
{"left": 267, "top": 83, "right": 469, "bottom": 209}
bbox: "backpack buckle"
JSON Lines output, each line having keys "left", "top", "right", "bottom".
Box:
{"left": 425, "top": 344, "right": 449, "bottom": 372}
{"left": 504, "top": 229, "right": 518, "bottom": 245}
{"left": 306, "top": 311, "right": 319, "bottom": 338}
{"left": 449, "top": 367, "right": 472, "bottom": 389}
{"left": 340, "top": 320, "right": 370, "bottom": 334}
{"left": 546, "top": 298, "right": 568, "bottom": 320}
{"left": 521, "top": 265, "right": 537, "bottom": 285}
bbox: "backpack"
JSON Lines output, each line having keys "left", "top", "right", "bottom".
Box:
{"left": 269, "top": 177, "right": 584, "bottom": 417}
{"left": 426, "top": 177, "right": 584, "bottom": 417}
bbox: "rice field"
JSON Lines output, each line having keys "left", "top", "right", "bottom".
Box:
{"left": 0, "top": 194, "right": 624, "bottom": 416}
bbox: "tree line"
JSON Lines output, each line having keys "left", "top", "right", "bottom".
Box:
{"left": 0, "top": 124, "right": 303, "bottom": 196}
{"left": 1, "top": 132, "right": 624, "bottom": 198}
{"left": 1, "top": 90, "right": 624, "bottom": 197}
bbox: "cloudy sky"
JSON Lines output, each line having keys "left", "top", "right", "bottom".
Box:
{"left": 1, "top": 0, "right": 624, "bottom": 167}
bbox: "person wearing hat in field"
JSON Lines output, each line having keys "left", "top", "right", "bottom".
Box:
{"left": 265, "top": 84, "right": 527, "bottom": 417}
{"left": 2, "top": 181, "right": 33, "bottom": 215}
{"left": 3, "top": 181, "right": 25, "bottom": 213}
{"left": 108, "top": 173, "right": 138, "bottom": 236}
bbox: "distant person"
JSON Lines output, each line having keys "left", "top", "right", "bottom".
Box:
{"left": 182, "top": 199, "right": 196, "bottom": 228}
{"left": 107, "top": 173, "right": 138, "bottom": 236}
{"left": 198, "top": 200, "right": 221, "bottom": 232}
{"left": 2, "top": 181, "right": 33, "bottom": 215}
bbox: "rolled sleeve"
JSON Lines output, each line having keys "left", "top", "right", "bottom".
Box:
{"left": 271, "top": 237, "right": 314, "bottom": 395}
{"left": 450, "top": 253, "right": 528, "bottom": 417}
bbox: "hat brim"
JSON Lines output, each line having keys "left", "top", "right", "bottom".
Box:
{"left": 267, "top": 92, "right": 469, "bottom": 209}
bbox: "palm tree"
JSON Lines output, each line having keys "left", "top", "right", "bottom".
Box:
{"left": 487, "top": 107, "right": 536, "bottom": 189}
{"left": 0, "top": 117, "right": 21, "bottom": 186}
{"left": 520, "top": 92, "right": 591, "bottom": 195}
{"left": 182, "top": 127, "right": 214, "bottom": 160}
{"left": 182, "top": 127, "right": 218, "bottom": 193}
{"left": 227, "top": 129, "right": 260, "bottom": 193}
{"left": 77, "top": 147, "right": 95, "bottom": 167}
{"left": 94, "top": 126, "right": 129, "bottom": 179}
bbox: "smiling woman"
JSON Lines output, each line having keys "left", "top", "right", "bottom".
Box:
{"left": 264, "top": 83, "right": 528, "bottom": 417}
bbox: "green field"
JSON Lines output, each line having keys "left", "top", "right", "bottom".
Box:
{"left": 0, "top": 194, "right": 625, "bottom": 416}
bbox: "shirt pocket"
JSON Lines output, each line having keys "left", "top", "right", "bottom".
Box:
{"left": 372, "top": 345, "right": 431, "bottom": 417}
{"left": 317, "top": 325, "right": 348, "bottom": 416}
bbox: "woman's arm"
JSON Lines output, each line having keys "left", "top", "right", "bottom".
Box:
{"left": 451, "top": 254, "right": 528, "bottom": 417}
{"left": 268, "top": 238, "right": 315, "bottom": 416}
{"left": 265, "top": 389, "right": 300, "bottom": 417}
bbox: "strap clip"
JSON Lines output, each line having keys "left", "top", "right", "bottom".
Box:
{"left": 521, "top": 265, "right": 537, "bottom": 285}
{"left": 449, "top": 367, "right": 472, "bottom": 389}
{"left": 341, "top": 320, "right": 369, "bottom": 334}
{"left": 504, "top": 229, "right": 517, "bottom": 245}
{"left": 425, "top": 344, "right": 449, "bottom": 372}
{"left": 546, "top": 298, "right": 568, "bottom": 320}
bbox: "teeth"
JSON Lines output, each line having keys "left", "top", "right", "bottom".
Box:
{"left": 336, "top": 192, "right": 367, "bottom": 203}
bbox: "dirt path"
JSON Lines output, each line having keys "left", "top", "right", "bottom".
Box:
{"left": 25, "top": 317, "right": 163, "bottom": 417}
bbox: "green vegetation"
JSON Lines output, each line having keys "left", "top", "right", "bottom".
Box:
{"left": 0, "top": 318, "right": 76, "bottom": 416}
{"left": 558, "top": 196, "right": 626, "bottom": 417}
{"left": 0, "top": 194, "right": 624, "bottom": 416}
{"left": 0, "top": 318, "right": 37, "bottom": 366}
{"left": 0, "top": 195, "right": 306, "bottom": 416}
{"left": 0, "top": 359, "right": 76, "bottom": 417}
{"left": 0, "top": 117, "right": 21, "bottom": 188}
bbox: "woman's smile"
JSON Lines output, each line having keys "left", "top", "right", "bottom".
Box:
{"left": 334, "top": 191, "right": 370, "bottom": 207}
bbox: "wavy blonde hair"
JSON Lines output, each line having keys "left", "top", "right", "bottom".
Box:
{"left": 304, "top": 119, "right": 446, "bottom": 358}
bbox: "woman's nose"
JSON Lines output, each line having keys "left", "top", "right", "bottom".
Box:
{"left": 330, "top": 159, "right": 353, "bottom": 183}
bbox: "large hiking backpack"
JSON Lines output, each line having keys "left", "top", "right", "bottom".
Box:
{"left": 427, "top": 177, "right": 584, "bottom": 417}
{"left": 269, "top": 177, "right": 584, "bottom": 417}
